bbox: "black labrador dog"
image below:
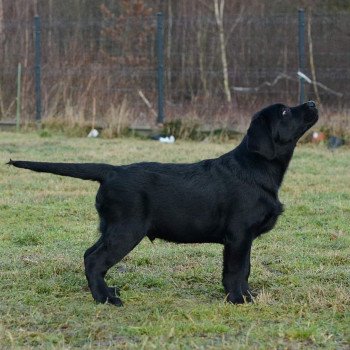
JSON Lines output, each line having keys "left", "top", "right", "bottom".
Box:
{"left": 8, "top": 101, "right": 318, "bottom": 306}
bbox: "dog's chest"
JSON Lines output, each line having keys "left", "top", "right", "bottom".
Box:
{"left": 251, "top": 199, "right": 284, "bottom": 238}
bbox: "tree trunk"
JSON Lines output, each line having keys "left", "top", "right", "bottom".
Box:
{"left": 166, "top": 0, "right": 172, "bottom": 94}
{"left": 213, "top": 0, "right": 232, "bottom": 103}
{"left": 0, "top": 0, "right": 5, "bottom": 118}
{"left": 307, "top": 12, "right": 321, "bottom": 105}
{"left": 0, "top": 0, "right": 4, "bottom": 65}
{"left": 197, "top": 28, "right": 208, "bottom": 97}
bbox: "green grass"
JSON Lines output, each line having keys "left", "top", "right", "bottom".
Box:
{"left": 0, "top": 131, "right": 349, "bottom": 349}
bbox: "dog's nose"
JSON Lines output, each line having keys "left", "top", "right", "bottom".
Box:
{"left": 307, "top": 100, "right": 316, "bottom": 108}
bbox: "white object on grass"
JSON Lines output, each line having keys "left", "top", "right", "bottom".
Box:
{"left": 87, "top": 129, "right": 99, "bottom": 138}
{"left": 159, "top": 135, "right": 175, "bottom": 144}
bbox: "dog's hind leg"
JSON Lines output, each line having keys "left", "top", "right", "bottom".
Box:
{"left": 84, "top": 223, "right": 145, "bottom": 306}
{"left": 84, "top": 237, "right": 103, "bottom": 259}
{"left": 84, "top": 237, "right": 120, "bottom": 297}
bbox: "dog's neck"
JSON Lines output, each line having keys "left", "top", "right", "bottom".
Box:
{"left": 224, "top": 136, "right": 295, "bottom": 194}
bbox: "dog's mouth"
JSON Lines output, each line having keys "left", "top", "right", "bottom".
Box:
{"left": 304, "top": 109, "right": 319, "bottom": 127}
{"left": 292, "top": 110, "right": 319, "bottom": 139}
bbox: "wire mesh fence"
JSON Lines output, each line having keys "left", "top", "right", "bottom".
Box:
{"left": 0, "top": 8, "right": 349, "bottom": 129}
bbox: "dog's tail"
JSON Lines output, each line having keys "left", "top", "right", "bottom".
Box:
{"left": 7, "top": 160, "right": 115, "bottom": 182}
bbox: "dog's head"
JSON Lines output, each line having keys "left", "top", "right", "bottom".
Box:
{"left": 246, "top": 101, "right": 318, "bottom": 160}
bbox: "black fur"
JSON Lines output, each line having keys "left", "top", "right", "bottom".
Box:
{"left": 8, "top": 102, "right": 318, "bottom": 306}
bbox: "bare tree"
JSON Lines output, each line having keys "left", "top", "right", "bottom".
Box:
{"left": 213, "top": 0, "right": 231, "bottom": 103}
{"left": 0, "top": 0, "right": 5, "bottom": 118}
{"left": 166, "top": 0, "right": 172, "bottom": 94}
{"left": 307, "top": 12, "right": 321, "bottom": 105}
{"left": 0, "top": 0, "right": 4, "bottom": 50}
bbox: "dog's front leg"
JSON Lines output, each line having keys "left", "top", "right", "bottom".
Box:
{"left": 222, "top": 236, "right": 253, "bottom": 304}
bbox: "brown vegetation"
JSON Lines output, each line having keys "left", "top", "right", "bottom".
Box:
{"left": 0, "top": 0, "right": 349, "bottom": 132}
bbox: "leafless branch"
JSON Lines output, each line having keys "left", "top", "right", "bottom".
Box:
{"left": 232, "top": 73, "right": 343, "bottom": 97}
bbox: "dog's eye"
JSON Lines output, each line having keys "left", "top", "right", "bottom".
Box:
{"left": 282, "top": 109, "right": 289, "bottom": 116}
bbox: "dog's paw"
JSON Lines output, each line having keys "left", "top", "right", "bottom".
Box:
{"left": 226, "top": 293, "right": 245, "bottom": 304}
{"left": 244, "top": 288, "right": 257, "bottom": 299}
{"left": 107, "top": 296, "right": 123, "bottom": 307}
{"left": 226, "top": 291, "right": 254, "bottom": 304}
{"left": 108, "top": 286, "right": 120, "bottom": 296}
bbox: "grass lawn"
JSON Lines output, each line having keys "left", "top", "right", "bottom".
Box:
{"left": 0, "top": 131, "right": 349, "bottom": 349}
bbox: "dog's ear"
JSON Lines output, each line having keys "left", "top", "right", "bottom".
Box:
{"left": 246, "top": 114, "right": 276, "bottom": 160}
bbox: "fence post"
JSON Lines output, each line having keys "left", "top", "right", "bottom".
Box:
{"left": 16, "top": 63, "right": 22, "bottom": 131}
{"left": 34, "top": 15, "right": 42, "bottom": 124}
{"left": 156, "top": 12, "right": 165, "bottom": 125}
{"left": 298, "top": 9, "right": 306, "bottom": 104}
